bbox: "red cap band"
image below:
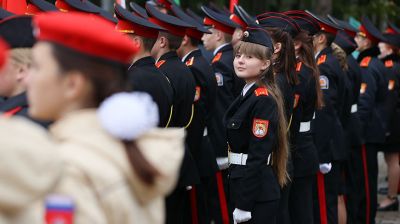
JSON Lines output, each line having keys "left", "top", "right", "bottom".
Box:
{"left": 204, "top": 17, "right": 235, "bottom": 35}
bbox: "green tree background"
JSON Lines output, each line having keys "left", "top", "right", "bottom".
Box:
{"left": 46, "top": 0, "right": 400, "bottom": 29}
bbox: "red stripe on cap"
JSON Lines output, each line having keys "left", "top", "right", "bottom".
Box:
{"left": 25, "top": 4, "right": 43, "bottom": 15}
{"left": 34, "top": 12, "right": 138, "bottom": 64}
{"left": 204, "top": 17, "right": 235, "bottom": 35}
{"left": 359, "top": 25, "right": 379, "bottom": 43}
{"left": 186, "top": 28, "right": 203, "bottom": 40}
{"left": 230, "top": 14, "right": 246, "bottom": 29}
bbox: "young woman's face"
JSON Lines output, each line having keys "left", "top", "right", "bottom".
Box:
{"left": 27, "top": 42, "right": 68, "bottom": 121}
{"left": 234, "top": 51, "right": 269, "bottom": 81}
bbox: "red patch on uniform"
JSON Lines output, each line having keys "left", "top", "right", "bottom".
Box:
{"left": 385, "top": 60, "right": 394, "bottom": 68}
{"left": 212, "top": 52, "right": 222, "bottom": 63}
{"left": 296, "top": 62, "right": 302, "bottom": 72}
{"left": 317, "top": 55, "right": 327, "bottom": 65}
{"left": 388, "top": 80, "right": 395, "bottom": 90}
{"left": 254, "top": 87, "right": 268, "bottom": 96}
{"left": 194, "top": 86, "right": 201, "bottom": 102}
{"left": 253, "top": 119, "right": 269, "bottom": 138}
{"left": 155, "top": 60, "right": 166, "bottom": 68}
{"left": 186, "top": 57, "right": 194, "bottom": 67}
{"left": 293, "top": 94, "right": 300, "bottom": 109}
{"left": 360, "top": 57, "right": 371, "bottom": 67}
{"left": 360, "top": 83, "right": 367, "bottom": 94}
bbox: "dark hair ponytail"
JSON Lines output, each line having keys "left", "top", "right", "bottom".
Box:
{"left": 294, "top": 31, "right": 324, "bottom": 109}
{"left": 50, "top": 42, "right": 160, "bottom": 185}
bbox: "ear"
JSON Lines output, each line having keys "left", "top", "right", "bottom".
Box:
{"left": 132, "top": 36, "right": 142, "bottom": 49}
{"left": 294, "top": 40, "right": 302, "bottom": 51}
{"left": 216, "top": 30, "right": 223, "bottom": 42}
{"left": 181, "top": 35, "right": 190, "bottom": 46}
{"left": 274, "top": 42, "right": 282, "bottom": 54}
{"left": 62, "top": 72, "right": 91, "bottom": 102}
{"left": 261, "top": 59, "right": 271, "bottom": 71}
{"left": 15, "top": 64, "right": 29, "bottom": 83}
{"left": 159, "top": 36, "right": 167, "bottom": 48}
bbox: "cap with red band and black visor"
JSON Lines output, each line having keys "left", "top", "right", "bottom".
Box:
{"left": 386, "top": 22, "right": 400, "bottom": 35}
{"left": 170, "top": 4, "right": 211, "bottom": 40}
{"left": 230, "top": 5, "right": 257, "bottom": 30}
{"left": 257, "top": 12, "right": 301, "bottom": 38}
{"left": 115, "top": 3, "right": 165, "bottom": 39}
{"left": 32, "top": 12, "right": 138, "bottom": 65}
{"left": 305, "top": 10, "right": 343, "bottom": 35}
{"left": 242, "top": 26, "right": 274, "bottom": 50}
{"left": 26, "top": 0, "right": 58, "bottom": 15}
{"left": 0, "top": 15, "right": 35, "bottom": 49}
{"left": 201, "top": 5, "right": 239, "bottom": 35}
{"left": 145, "top": 2, "right": 194, "bottom": 37}
{"left": 55, "top": 0, "right": 117, "bottom": 25}
{"left": 129, "top": 1, "right": 149, "bottom": 19}
{"left": 283, "top": 10, "right": 321, "bottom": 36}
{"left": 327, "top": 15, "right": 358, "bottom": 38}
{"left": 358, "top": 16, "right": 387, "bottom": 44}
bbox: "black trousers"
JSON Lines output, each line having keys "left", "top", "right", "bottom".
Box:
{"left": 345, "top": 145, "right": 363, "bottom": 224}
{"left": 276, "top": 182, "right": 292, "bottom": 224}
{"left": 356, "top": 144, "right": 379, "bottom": 224}
{"left": 313, "top": 161, "right": 340, "bottom": 224}
{"left": 209, "top": 169, "right": 230, "bottom": 224}
{"left": 289, "top": 175, "right": 315, "bottom": 224}
{"left": 166, "top": 187, "right": 188, "bottom": 224}
{"left": 231, "top": 200, "right": 279, "bottom": 224}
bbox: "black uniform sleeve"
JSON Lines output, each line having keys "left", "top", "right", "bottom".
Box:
{"left": 358, "top": 68, "right": 378, "bottom": 133}
{"left": 236, "top": 96, "right": 278, "bottom": 211}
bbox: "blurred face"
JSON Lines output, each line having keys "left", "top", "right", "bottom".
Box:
{"left": 201, "top": 28, "right": 218, "bottom": 51}
{"left": 0, "top": 58, "right": 18, "bottom": 97}
{"left": 27, "top": 42, "right": 68, "bottom": 121}
{"left": 231, "top": 28, "right": 243, "bottom": 46}
{"left": 355, "top": 33, "right": 370, "bottom": 52}
{"left": 234, "top": 51, "right": 269, "bottom": 82}
{"left": 378, "top": 42, "right": 393, "bottom": 58}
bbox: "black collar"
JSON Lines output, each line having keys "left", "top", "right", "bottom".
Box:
{"left": 159, "top": 51, "right": 179, "bottom": 61}
{"left": 131, "top": 56, "right": 156, "bottom": 68}
{"left": 357, "top": 46, "right": 380, "bottom": 62}
{"left": 0, "top": 92, "right": 28, "bottom": 112}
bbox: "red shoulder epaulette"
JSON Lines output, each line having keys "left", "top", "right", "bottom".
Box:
{"left": 360, "top": 57, "right": 372, "bottom": 67}
{"left": 212, "top": 52, "right": 222, "bottom": 63}
{"left": 155, "top": 60, "right": 166, "bottom": 68}
{"left": 317, "top": 54, "right": 327, "bottom": 65}
{"left": 186, "top": 57, "right": 194, "bottom": 67}
{"left": 385, "top": 60, "right": 394, "bottom": 68}
{"left": 296, "top": 62, "right": 302, "bottom": 72}
{"left": 254, "top": 87, "right": 269, "bottom": 96}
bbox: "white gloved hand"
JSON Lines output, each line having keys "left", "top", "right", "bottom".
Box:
{"left": 216, "top": 157, "right": 229, "bottom": 170}
{"left": 319, "top": 163, "right": 332, "bottom": 174}
{"left": 233, "top": 208, "right": 252, "bottom": 223}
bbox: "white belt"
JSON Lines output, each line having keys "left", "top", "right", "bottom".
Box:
{"left": 228, "top": 152, "right": 271, "bottom": 166}
{"left": 351, "top": 104, "right": 358, "bottom": 113}
{"left": 299, "top": 121, "right": 311, "bottom": 132}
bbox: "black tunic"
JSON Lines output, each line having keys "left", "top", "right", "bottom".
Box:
{"left": 128, "top": 56, "right": 173, "bottom": 127}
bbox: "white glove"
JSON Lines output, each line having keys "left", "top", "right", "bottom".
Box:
{"left": 319, "top": 163, "right": 332, "bottom": 174}
{"left": 216, "top": 157, "right": 229, "bottom": 170}
{"left": 233, "top": 208, "right": 252, "bottom": 223}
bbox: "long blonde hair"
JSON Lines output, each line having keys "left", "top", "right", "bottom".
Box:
{"left": 234, "top": 41, "right": 289, "bottom": 187}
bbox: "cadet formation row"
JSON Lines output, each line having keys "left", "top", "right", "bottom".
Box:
{"left": 0, "top": 0, "right": 399, "bottom": 224}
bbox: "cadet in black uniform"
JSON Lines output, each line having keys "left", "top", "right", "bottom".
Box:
{"left": 172, "top": 4, "right": 219, "bottom": 223}
{"left": 257, "top": 12, "right": 299, "bottom": 224}
{"left": 330, "top": 27, "right": 364, "bottom": 223}
{"left": 354, "top": 17, "right": 389, "bottom": 224}
{"left": 145, "top": 3, "right": 199, "bottom": 224}
{"left": 0, "top": 16, "right": 34, "bottom": 118}
{"left": 307, "top": 11, "right": 347, "bottom": 224}
{"left": 201, "top": 6, "right": 243, "bottom": 224}
{"left": 377, "top": 32, "right": 400, "bottom": 211}
{"left": 226, "top": 26, "right": 289, "bottom": 224}
{"left": 114, "top": 4, "right": 173, "bottom": 128}
{"left": 284, "top": 10, "right": 324, "bottom": 224}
